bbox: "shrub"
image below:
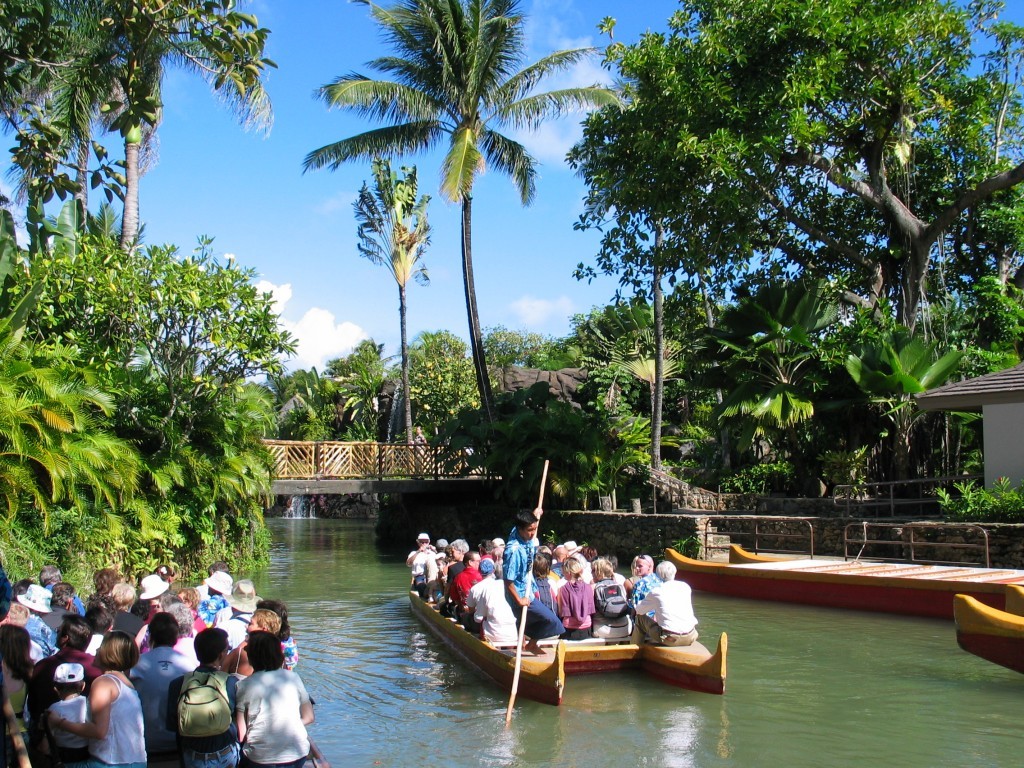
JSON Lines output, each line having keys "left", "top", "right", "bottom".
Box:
{"left": 937, "top": 478, "right": 1024, "bottom": 523}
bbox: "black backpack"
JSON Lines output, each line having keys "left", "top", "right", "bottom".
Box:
{"left": 594, "top": 580, "right": 630, "bottom": 619}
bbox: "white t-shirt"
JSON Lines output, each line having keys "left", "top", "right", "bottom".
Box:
{"left": 466, "top": 577, "right": 518, "bottom": 645}
{"left": 48, "top": 696, "right": 88, "bottom": 749}
{"left": 236, "top": 669, "right": 311, "bottom": 764}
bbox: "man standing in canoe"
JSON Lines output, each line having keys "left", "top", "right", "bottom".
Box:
{"left": 503, "top": 508, "right": 564, "bottom": 654}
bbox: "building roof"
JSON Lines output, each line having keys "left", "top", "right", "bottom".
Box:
{"left": 916, "top": 362, "right": 1024, "bottom": 410}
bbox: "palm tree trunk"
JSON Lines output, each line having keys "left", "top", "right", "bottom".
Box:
{"left": 651, "top": 225, "right": 665, "bottom": 470}
{"left": 400, "top": 283, "right": 413, "bottom": 444}
{"left": 120, "top": 132, "right": 141, "bottom": 249}
{"left": 460, "top": 196, "right": 495, "bottom": 421}
{"left": 74, "top": 140, "right": 90, "bottom": 227}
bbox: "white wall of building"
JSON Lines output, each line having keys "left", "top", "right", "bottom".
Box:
{"left": 983, "top": 403, "right": 1024, "bottom": 487}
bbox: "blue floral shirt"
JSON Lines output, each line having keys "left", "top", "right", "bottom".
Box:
{"left": 198, "top": 593, "right": 229, "bottom": 627}
{"left": 630, "top": 573, "right": 662, "bottom": 608}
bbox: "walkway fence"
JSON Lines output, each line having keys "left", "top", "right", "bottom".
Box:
{"left": 263, "top": 440, "right": 478, "bottom": 480}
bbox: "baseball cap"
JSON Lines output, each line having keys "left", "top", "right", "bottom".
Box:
{"left": 479, "top": 559, "right": 496, "bottom": 576}
{"left": 54, "top": 663, "right": 85, "bottom": 684}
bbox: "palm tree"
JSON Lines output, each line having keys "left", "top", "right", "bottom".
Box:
{"left": 303, "top": 0, "right": 619, "bottom": 420}
{"left": 80, "top": 0, "right": 275, "bottom": 248}
{"left": 354, "top": 158, "right": 430, "bottom": 443}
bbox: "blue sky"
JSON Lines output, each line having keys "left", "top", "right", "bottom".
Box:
{"left": 69, "top": 0, "right": 683, "bottom": 371}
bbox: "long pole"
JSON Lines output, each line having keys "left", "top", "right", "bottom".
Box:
{"left": 505, "top": 459, "right": 549, "bottom": 725}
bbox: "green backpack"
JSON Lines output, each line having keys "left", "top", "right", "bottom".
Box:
{"left": 177, "top": 670, "right": 232, "bottom": 738}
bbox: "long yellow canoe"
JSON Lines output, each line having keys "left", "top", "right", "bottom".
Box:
{"left": 666, "top": 545, "right": 1024, "bottom": 618}
{"left": 953, "top": 585, "right": 1024, "bottom": 674}
{"left": 411, "top": 592, "right": 727, "bottom": 697}
{"left": 408, "top": 592, "right": 565, "bottom": 705}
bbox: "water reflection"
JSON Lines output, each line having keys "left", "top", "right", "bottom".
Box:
{"left": 260, "top": 519, "right": 1024, "bottom": 768}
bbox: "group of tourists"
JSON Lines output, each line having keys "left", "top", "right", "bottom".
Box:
{"left": 409, "top": 507, "right": 700, "bottom": 652}
{"left": 0, "top": 560, "right": 314, "bottom": 768}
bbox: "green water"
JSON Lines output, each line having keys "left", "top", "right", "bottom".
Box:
{"left": 255, "top": 518, "right": 1023, "bottom": 768}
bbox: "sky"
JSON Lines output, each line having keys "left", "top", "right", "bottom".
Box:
{"left": 20, "top": 0, "right": 684, "bottom": 371}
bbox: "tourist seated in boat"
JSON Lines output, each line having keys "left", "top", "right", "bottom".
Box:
{"left": 625, "top": 555, "right": 660, "bottom": 607}
{"left": 450, "top": 551, "right": 483, "bottom": 624}
{"left": 631, "top": 562, "right": 699, "bottom": 647}
{"left": 590, "top": 558, "right": 631, "bottom": 640}
{"left": 504, "top": 509, "right": 564, "bottom": 654}
{"left": 130, "top": 612, "right": 198, "bottom": 761}
{"left": 439, "top": 540, "right": 469, "bottom": 616}
{"left": 465, "top": 559, "right": 519, "bottom": 645}
{"left": 561, "top": 541, "right": 593, "bottom": 584}
{"left": 557, "top": 556, "right": 595, "bottom": 640}
{"left": 531, "top": 551, "right": 561, "bottom": 617}
{"left": 235, "top": 631, "right": 315, "bottom": 768}
{"left": 550, "top": 544, "right": 567, "bottom": 578}
{"left": 607, "top": 555, "right": 627, "bottom": 587}
{"left": 490, "top": 538, "right": 505, "bottom": 578}
{"left": 426, "top": 549, "right": 447, "bottom": 604}
{"left": 407, "top": 533, "right": 436, "bottom": 599}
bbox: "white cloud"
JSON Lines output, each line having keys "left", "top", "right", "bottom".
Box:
{"left": 509, "top": 294, "right": 575, "bottom": 327}
{"left": 314, "top": 191, "right": 357, "bottom": 216}
{"left": 256, "top": 279, "right": 367, "bottom": 371}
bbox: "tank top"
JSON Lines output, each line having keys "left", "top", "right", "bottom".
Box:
{"left": 89, "top": 674, "right": 147, "bottom": 765}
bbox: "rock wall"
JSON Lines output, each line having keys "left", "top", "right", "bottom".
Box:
{"left": 266, "top": 494, "right": 379, "bottom": 519}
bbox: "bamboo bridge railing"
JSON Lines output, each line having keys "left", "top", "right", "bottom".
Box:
{"left": 263, "top": 440, "right": 478, "bottom": 480}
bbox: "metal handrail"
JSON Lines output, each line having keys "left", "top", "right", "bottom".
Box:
{"left": 843, "top": 522, "right": 991, "bottom": 567}
{"left": 832, "top": 474, "right": 982, "bottom": 517}
{"left": 696, "top": 515, "right": 816, "bottom": 559}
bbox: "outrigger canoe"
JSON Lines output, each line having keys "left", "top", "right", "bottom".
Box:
{"left": 665, "top": 545, "right": 1024, "bottom": 619}
{"left": 409, "top": 592, "right": 727, "bottom": 702}
{"left": 409, "top": 591, "right": 566, "bottom": 705}
{"left": 953, "top": 585, "right": 1024, "bottom": 674}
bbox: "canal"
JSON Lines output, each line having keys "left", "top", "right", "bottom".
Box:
{"left": 254, "top": 518, "right": 1022, "bottom": 767}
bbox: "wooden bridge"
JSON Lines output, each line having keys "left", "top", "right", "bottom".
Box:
{"left": 264, "top": 440, "right": 488, "bottom": 495}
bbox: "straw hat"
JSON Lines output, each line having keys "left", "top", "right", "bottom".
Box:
{"left": 562, "top": 540, "right": 582, "bottom": 557}
{"left": 227, "top": 579, "right": 260, "bottom": 613}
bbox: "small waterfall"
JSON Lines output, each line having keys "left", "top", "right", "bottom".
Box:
{"left": 283, "top": 495, "right": 316, "bottom": 519}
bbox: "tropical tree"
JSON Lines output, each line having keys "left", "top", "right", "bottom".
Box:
{"left": 846, "top": 328, "right": 963, "bottom": 481}
{"left": 408, "top": 330, "right": 478, "bottom": 434}
{"left": 69, "top": 0, "right": 276, "bottom": 248}
{"left": 708, "top": 282, "right": 839, "bottom": 464}
{"left": 303, "top": 0, "right": 619, "bottom": 420}
{"left": 354, "top": 158, "right": 430, "bottom": 443}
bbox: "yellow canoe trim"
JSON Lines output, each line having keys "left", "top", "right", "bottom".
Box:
{"left": 954, "top": 593, "right": 1024, "bottom": 638}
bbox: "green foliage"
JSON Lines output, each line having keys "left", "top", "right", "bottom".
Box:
{"left": 938, "top": 478, "right": 1024, "bottom": 523}
{"left": 436, "top": 383, "right": 662, "bottom": 509}
{"left": 409, "top": 331, "right": 478, "bottom": 433}
{"left": 709, "top": 281, "right": 839, "bottom": 453}
{"left": 819, "top": 448, "right": 870, "bottom": 494}
{"left": 718, "top": 461, "right": 796, "bottom": 495}
{"left": 673, "top": 535, "right": 702, "bottom": 559}
{"left": 483, "top": 326, "right": 568, "bottom": 370}
{"left": 11, "top": 228, "right": 291, "bottom": 576}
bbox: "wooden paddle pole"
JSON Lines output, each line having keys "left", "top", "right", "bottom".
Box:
{"left": 505, "top": 459, "right": 550, "bottom": 725}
